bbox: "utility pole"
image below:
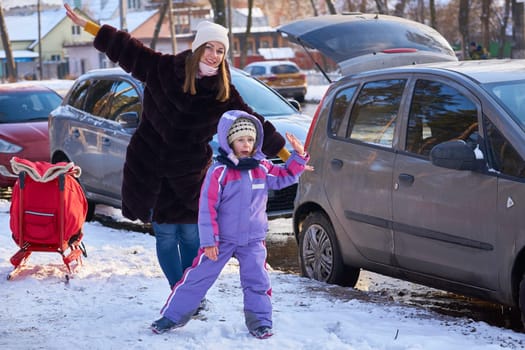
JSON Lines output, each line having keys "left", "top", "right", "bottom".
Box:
{"left": 120, "top": 0, "right": 128, "bottom": 31}
{"left": 37, "top": 0, "right": 42, "bottom": 80}
{"left": 167, "top": 0, "right": 177, "bottom": 54}
{"left": 227, "top": 0, "right": 234, "bottom": 65}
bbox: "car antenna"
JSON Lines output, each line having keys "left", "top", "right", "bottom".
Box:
{"left": 296, "top": 36, "right": 332, "bottom": 84}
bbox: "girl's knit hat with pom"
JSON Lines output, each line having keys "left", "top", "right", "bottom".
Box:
{"left": 227, "top": 117, "right": 257, "bottom": 144}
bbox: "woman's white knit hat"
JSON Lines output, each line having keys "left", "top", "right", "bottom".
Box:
{"left": 227, "top": 118, "right": 257, "bottom": 144}
{"left": 192, "top": 21, "right": 229, "bottom": 53}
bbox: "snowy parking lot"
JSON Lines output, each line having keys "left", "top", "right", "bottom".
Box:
{"left": 1, "top": 201, "right": 524, "bottom": 349}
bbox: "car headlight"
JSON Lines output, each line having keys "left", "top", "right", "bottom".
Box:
{"left": 0, "top": 139, "right": 23, "bottom": 153}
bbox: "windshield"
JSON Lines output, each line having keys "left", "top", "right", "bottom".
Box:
{"left": 486, "top": 81, "right": 525, "bottom": 130}
{"left": 0, "top": 90, "right": 62, "bottom": 123}
{"left": 231, "top": 70, "right": 299, "bottom": 117}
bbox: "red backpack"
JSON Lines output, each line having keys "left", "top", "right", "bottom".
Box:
{"left": 8, "top": 157, "right": 88, "bottom": 279}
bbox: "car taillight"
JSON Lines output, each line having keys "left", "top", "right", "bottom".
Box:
{"left": 305, "top": 93, "right": 327, "bottom": 151}
{"left": 381, "top": 48, "right": 418, "bottom": 54}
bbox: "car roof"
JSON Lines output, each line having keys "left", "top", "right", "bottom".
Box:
{"left": 0, "top": 82, "right": 58, "bottom": 93}
{"left": 349, "top": 59, "right": 525, "bottom": 84}
{"left": 83, "top": 66, "right": 247, "bottom": 78}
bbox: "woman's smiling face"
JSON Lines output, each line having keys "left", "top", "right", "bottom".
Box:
{"left": 200, "top": 41, "right": 226, "bottom": 68}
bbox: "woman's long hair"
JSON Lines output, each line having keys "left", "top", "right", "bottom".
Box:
{"left": 183, "top": 45, "right": 230, "bottom": 102}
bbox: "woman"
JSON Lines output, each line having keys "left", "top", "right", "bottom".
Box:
{"left": 64, "top": 4, "right": 289, "bottom": 289}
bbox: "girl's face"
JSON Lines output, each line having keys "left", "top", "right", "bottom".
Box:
{"left": 200, "top": 41, "right": 226, "bottom": 68}
{"left": 231, "top": 136, "right": 255, "bottom": 158}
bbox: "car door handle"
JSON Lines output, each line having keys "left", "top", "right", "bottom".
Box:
{"left": 331, "top": 158, "right": 343, "bottom": 169}
{"left": 72, "top": 129, "right": 80, "bottom": 138}
{"left": 398, "top": 173, "right": 415, "bottom": 186}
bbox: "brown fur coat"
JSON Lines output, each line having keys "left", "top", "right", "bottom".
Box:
{"left": 93, "top": 25, "right": 285, "bottom": 223}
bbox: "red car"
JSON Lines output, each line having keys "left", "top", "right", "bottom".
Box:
{"left": 0, "top": 83, "right": 62, "bottom": 188}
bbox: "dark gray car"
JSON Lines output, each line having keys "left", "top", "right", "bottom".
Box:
{"left": 49, "top": 67, "right": 310, "bottom": 221}
{"left": 293, "top": 59, "right": 525, "bottom": 327}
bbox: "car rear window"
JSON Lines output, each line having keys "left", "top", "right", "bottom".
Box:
{"left": 271, "top": 64, "right": 299, "bottom": 74}
{"left": 247, "top": 66, "right": 266, "bottom": 76}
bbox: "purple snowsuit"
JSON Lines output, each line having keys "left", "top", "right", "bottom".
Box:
{"left": 159, "top": 110, "right": 309, "bottom": 332}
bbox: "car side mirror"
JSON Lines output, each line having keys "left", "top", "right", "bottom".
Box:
{"left": 430, "top": 140, "right": 482, "bottom": 171}
{"left": 116, "top": 111, "right": 139, "bottom": 129}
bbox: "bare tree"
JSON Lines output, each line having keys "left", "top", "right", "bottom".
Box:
{"left": 481, "top": 0, "right": 491, "bottom": 53}
{"left": 209, "top": 0, "right": 227, "bottom": 27}
{"left": 498, "top": 0, "right": 511, "bottom": 58}
{"left": 512, "top": 0, "right": 525, "bottom": 58}
{"left": 151, "top": 1, "right": 169, "bottom": 50}
{"left": 0, "top": 4, "right": 16, "bottom": 82}
{"left": 325, "top": 0, "right": 337, "bottom": 14}
{"left": 309, "top": 0, "right": 319, "bottom": 16}
{"left": 239, "top": 0, "right": 253, "bottom": 68}
{"left": 429, "top": 0, "right": 437, "bottom": 29}
{"left": 374, "top": 0, "right": 388, "bottom": 14}
{"left": 393, "top": 0, "right": 409, "bottom": 17}
{"left": 359, "top": 0, "right": 367, "bottom": 13}
{"left": 459, "top": 0, "right": 470, "bottom": 59}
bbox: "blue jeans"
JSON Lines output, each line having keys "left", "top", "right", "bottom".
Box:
{"left": 152, "top": 222, "right": 200, "bottom": 289}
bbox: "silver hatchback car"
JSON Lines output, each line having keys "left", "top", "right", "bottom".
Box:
{"left": 294, "top": 59, "right": 525, "bottom": 327}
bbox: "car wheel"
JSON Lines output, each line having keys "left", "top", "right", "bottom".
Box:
{"left": 519, "top": 272, "right": 525, "bottom": 329}
{"left": 298, "top": 212, "right": 360, "bottom": 287}
{"left": 296, "top": 94, "right": 305, "bottom": 103}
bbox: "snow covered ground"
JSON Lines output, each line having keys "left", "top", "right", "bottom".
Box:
{"left": 1, "top": 200, "right": 524, "bottom": 349}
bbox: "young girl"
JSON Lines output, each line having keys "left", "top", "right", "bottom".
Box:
{"left": 151, "top": 110, "right": 310, "bottom": 339}
{"left": 64, "top": 5, "right": 289, "bottom": 290}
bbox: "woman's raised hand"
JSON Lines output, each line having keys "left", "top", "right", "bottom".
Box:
{"left": 64, "top": 3, "right": 87, "bottom": 28}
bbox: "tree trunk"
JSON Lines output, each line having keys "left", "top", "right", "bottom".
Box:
{"left": 512, "top": 0, "right": 525, "bottom": 58}
{"left": 239, "top": 0, "right": 253, "bottom": 68}
{"left": 209, "top": 0, "right": 227, "bottom": 27}
{"left": 167, "top": 0, "right": 177, "bottom": 54}
{"left": 481, "top": 0, "right": 490, "bottom": 54}
{"left": 459, "top": 0, "right": 470, "bottom": 60}
{"left": 151, "top": 1, "right": 168, "bottom": 50}
{"left": 374, "top": 0, "right": 388, "bottom": 14}
{"left": 325, "top": 0, "right": 337, "bottom": 14}
{"left": 309, "top": 0, "right": 318, "bottom": 16}
{"left": 429, "top": 0, "right": 437, "bottom": 29}
{"left": 498, "top": 0, "right": 511, "bottom": 58}
{"left": 393, "top": 0, "right": 408, "bottom": 17}
{"left": 0, "top": 5, "right": 16, "bottom": 82}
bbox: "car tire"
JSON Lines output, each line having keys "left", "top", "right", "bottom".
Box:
{"left": 296, "top": 94, "right": 305, "bottom": 103}
{"left": 85, "top": 200, "right": 96, "bottom": 222}
{"left": 519, "top": 272, "right": 525, "bottom": 329}
{"left": 298, "top": 211, "right": 360, "bottom": 287}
